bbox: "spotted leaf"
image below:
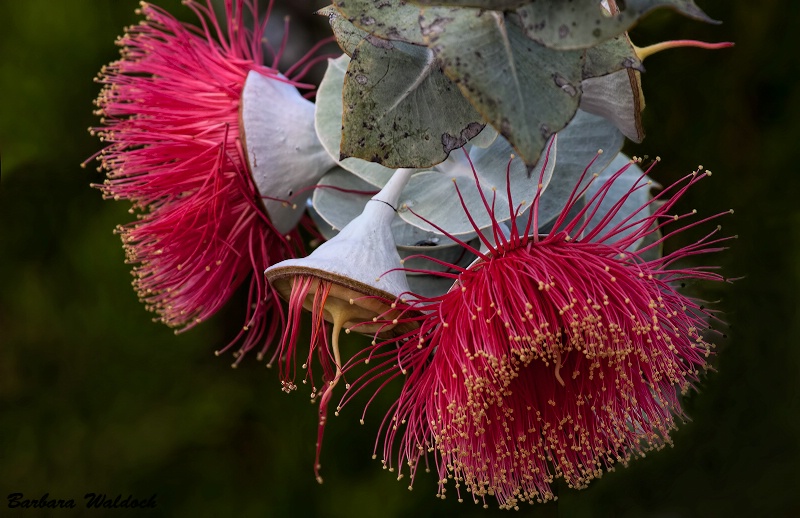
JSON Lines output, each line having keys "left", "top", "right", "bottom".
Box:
{"left": 516, "top": 0, "right": 718, "bottom": 50}
{"left": 419, "top": 7, "right": 583, "bottom": 168}
{"left": 341, "top": 37, "right": 485, "bottom": 168}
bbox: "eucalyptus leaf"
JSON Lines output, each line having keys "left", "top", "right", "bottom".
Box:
{"left": 518, "top": 109, "right": 624, "bottom": 228}
{"left": 580, "top": 68, "right": 645, "bottom": 142}
{"left": 311, "top": 166, "right": 380, "bottom": 232}
{"left": 419, "top": 8, "right": 583, "bottom": 168}
{"left": 306, "top": 199, "right": 340, "bottom": 241}
{"left": 468, "top": 123, "right": 499, "bottom": 148}
{"left": 341, "top": 36, "right": 485, "bottom": 168}
{"left": 317, "top": 5, "right": 369, "bottom": 56}
{"left": 516, "top": 0, "right": 718, "bottom": 50}
{"left": 397, "top": 135, "right": 557, "bottom": 236}
{"left": 395, "top": 109, "right": 624, "bottom": 236}
{"left": 399, "top": 238, "right": 477, "bottom": 273}
{"left": 406, "top": 274, "right": 459, "bottom": 299}
{"left": 410, "top": 0, "right": 531, "bottom": 8}
{"left": 332, "top": 0, "right": 426, "bottom": 45}
{"left": 315, "top": 54, "right": 396, "bottom": 186}
{"left": 582, "top": 34, "right": 644, "bottom": 79}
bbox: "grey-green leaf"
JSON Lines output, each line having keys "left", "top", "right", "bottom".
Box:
{"left": 534, "top": 109, "right": 624, "bottom": 228}
{"left": 516, "top": 0, "right": 718, "bottom": 50}
{"left": 420, "top": 8, "right": 583, "bottom": 168}
{"left": 318, "top": 5, "right": 369, "bottom": 56}
{"left": 406, "top": 274, "right": 458, "bottom": 299}
{"left": 311, "top": 167, "right": 379, "bottom": 232}
{"left": 332, "top": 0, "right": 426, "bottom": 45}
{"left": 409, "top": 0, "right": 532, "bottom": 8}
{"left": 579, "top": 69, "right": 645, "bottom": 142}
{"left": 468, "top": 123, "right": 499, "bottom": 148}
{"left": 582, "top": 34, "right": 644, "bottom": 79}
{"left": 315, "top": 54, "right": 396, "bottom": 186}
{"left": 341, "top": 37, "right": 485, "bottom": 168}
{"left": 397, "top": 135, "right": 556, "bottom": 236}
{"left": 395, "top": 110, "right": 623, "bottom": 237}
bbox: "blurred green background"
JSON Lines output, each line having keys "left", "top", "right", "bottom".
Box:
{"left": 2, "top": 1, "right": 798, "bottom": 516}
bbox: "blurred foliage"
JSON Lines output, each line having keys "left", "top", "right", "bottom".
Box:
{"left": 1, "top": 0, "right": 799, "bottom": 517}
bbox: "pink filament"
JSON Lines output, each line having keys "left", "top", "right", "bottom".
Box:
{"left": 341, "top": 159, "right": 731, "bottom": 508}
{"left": 90, "top": 0, "right": 328, "bottom": 361}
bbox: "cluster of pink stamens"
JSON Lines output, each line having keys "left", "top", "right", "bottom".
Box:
{"left": 277, "top": 275, "right": 344, "bottom": 483}
{"left": 277, "top": 276, "right": 339, "bottom": 396}
{"left": 343, "top": 154, "right": 731, "bottom": 509}
{"left": 88, "top": 0, "right": 329, "bottom": 362}
{"left": 275, "top": 273, "right": 406, "bottom": 483}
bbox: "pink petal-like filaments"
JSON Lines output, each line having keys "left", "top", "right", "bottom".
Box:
{"left": 348, "top": 156, "right": 731, "bottom": 508}
{"left": 89, "top": 1, "right": 325, "bottom": 362}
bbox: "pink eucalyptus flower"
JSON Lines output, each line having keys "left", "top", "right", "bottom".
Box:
{"left": 266, "top": 168, "right": 418, "bottom": 482}
{"left": 347, "top": 153, "right": 732, "bottom": 509}
{"left": 88, "top": 0, "right": 332, "bottom": 362}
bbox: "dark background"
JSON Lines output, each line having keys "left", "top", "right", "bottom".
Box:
{"left": 2, "top": 1, "right": 798, "bottom": 516}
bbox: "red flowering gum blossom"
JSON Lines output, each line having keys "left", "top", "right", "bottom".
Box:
{"left": 347, "top": 154, "right": 733, "bottom": 509}
{"left": 88, "top": 0, "right": 330, "bottom": 363}
{"left": 265, "top": 168, "right": 419, "bottom": 483}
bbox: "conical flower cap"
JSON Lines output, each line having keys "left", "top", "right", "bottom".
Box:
{"left": 87, "top": 0, "right": 331, "bottom": 362}
{"left": 266, "top": 168, "right": 414, "bottom": 334}
{"left": 241, "top": 70, "right": 336, "bottom": 234}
